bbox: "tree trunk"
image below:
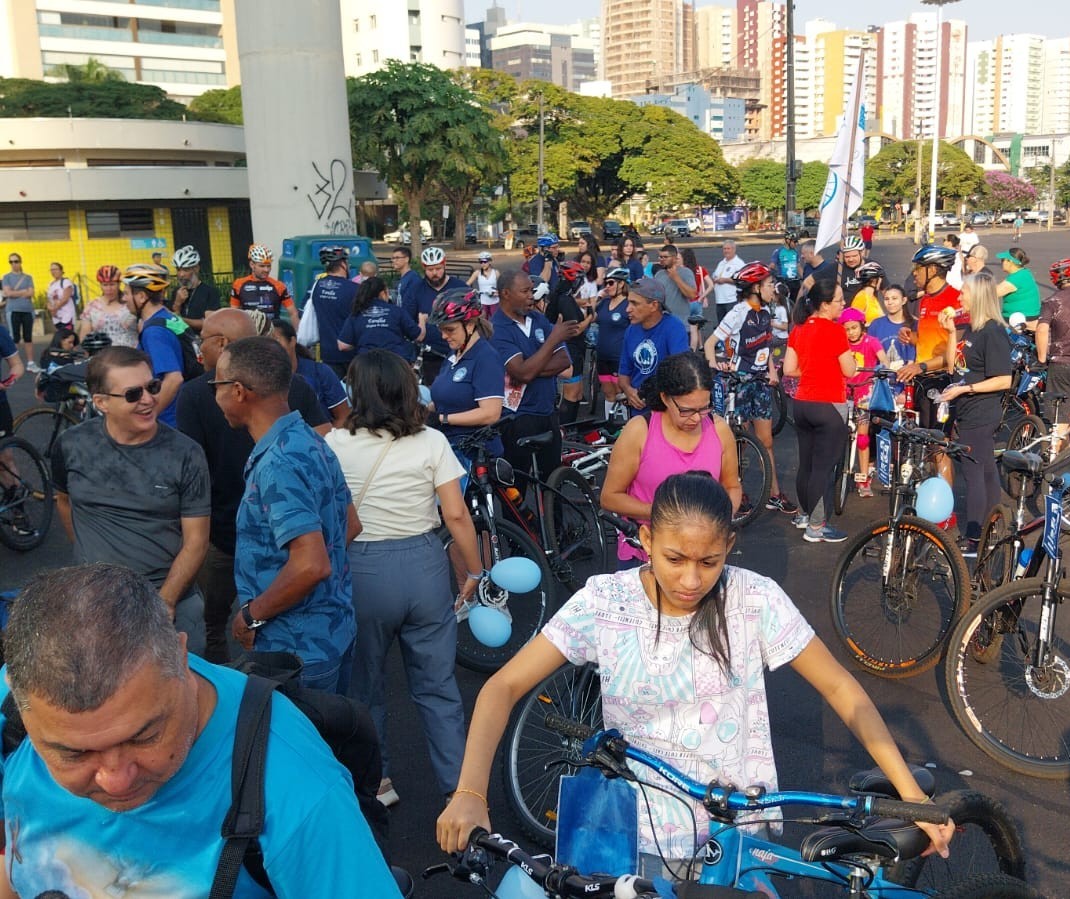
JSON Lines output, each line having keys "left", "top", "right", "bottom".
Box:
{"left": 404, "top": 188, "right": 426, "bottom": 261}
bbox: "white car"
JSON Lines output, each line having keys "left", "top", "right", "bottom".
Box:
{"left": 383, "top": 220, "right": 433, "bottom": 244}
{"left": 686, "top": 216, "right": 702, "bottom": 234}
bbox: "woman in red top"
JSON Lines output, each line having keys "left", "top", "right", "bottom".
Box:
{"left": 784, "top": 278, "right": 857, "bottom": 543}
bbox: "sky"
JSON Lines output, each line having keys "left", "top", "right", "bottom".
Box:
{"left": 464, "top": 0, "right": 1065, "bottom": 44}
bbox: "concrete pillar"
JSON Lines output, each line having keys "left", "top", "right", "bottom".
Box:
{"left": 234, "top": 0, "right": 356, "bottom": 259}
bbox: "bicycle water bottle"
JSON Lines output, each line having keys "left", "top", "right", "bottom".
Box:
{"left": 1013, "top": 547, "right": 1033, "bottom": 579}
{"left": 926, "top": 388, "right": 950, "bottom": 424}
{"left": 903, "top": 383, "right": 915, "bottom": 411}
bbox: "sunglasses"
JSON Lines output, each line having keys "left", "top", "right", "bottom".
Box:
{"left": 102, "top": 378, "right": 162, "bottom": 403}
{"left": 8, "top": 259, "right": 20, "bottom": 264}
{"left": 207, "top": 377, "right": 254, "bottom": 392}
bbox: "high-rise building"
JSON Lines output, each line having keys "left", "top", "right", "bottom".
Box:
{"left": 1042, "top": 38, "right": 1070, "bottom": 134}
{"left": 812, "top": 29, "right": 877, "bottom": 138}
{"left": 965, "top": 34, "right": 1045, "bottom": 136}
{"left": 600, "top": 0, "right": 694, "bottom": 98}
{"left": 488, "top": 22, "right": 597, "bottom": 91}
{"left": 0, "top": 0, "right": 235, "bottom": 103}
{"left": 340, "top": 0, "right": 465, "bottom": 76}
{"left": 877, "top": 12, "right": 967, "bottom": 140}
{"left": 735, "top": 0, "right": 785, "bottom": 139}
{"left": 695, "top": 5, "right": 735, "bottom": 71}
{"left": 633, "top": 84, "right": 746, "bottom": 142}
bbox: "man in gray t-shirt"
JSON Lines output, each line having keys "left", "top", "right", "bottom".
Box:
{"left": 2, "top": 254, "right": 36, "bottom": 368}
{"left": 52, "top": 346, "right": 210, "bottom": 653}
{"left": 654, "top": 244, "right": 697, "bottom": 325}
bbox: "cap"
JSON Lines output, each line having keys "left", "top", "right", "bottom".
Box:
{"left": 839, "top": 307, "right": 866, "bottom": 325}
{"left": 996, "top": 251, "right": 1020, "bottom": 263}
{"left": 631, "top": 277, "right": 666, "bottom": 304}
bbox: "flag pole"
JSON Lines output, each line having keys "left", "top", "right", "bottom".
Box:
{"left": 837, "top": 52, "right": 866, "bottom": 284}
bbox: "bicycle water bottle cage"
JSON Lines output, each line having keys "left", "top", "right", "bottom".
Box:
{"left": 848, "top": 766, "right": 935, "bottom": 799}
{"left": 800, "top": 819, "right": 930, "bottom": 864}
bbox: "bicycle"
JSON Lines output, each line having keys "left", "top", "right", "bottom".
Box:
{"left": 945, "top": 460, "right": 1070, "bottom": 778}
{"left": 12, "top": 361, "right": 97, "bottom": 461}
{"left": 0, "top": 435, "right": 53, "bottom": 552}
{"left": 833, "top": 369, "right": 895, "bottom": 516}
{"left": 711, "top": 369, "right": 775, "bottom": 528}
{"left": 431, "top": 716, "right": 1035, "bottom": 898}
{"left": 558, "top": 419, "right": 621, "bottom": 491}
{"left": 994, "top": 325, "right": 1044, "bottom": 448}
{"left": 442, "top": 427, "right": 611, "bottom": 673}
{"left": 829, "top": 417, "right": 972, "bottom": 678}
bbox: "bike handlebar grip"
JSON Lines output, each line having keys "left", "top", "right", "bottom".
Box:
{"left": 544, "top": 713, "right": 597, "bottom": 741}
{"left": 868, "top": 797, "right": 949, "bottom": 824}
{"left": 870, "top": 416, "right": 895, "bottom": 430}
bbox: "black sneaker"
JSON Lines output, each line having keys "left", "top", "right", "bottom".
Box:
{"left": 957, "top": 537, "right": 979, "bottom": 558}
{"left": 765, "top": 493, "right": 798, "bottom": 514}
{"left": 735, "top": 494, "right": 753, "bottom": 519}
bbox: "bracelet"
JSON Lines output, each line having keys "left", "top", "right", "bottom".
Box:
{"left": 454, "top": 787, "right": 488, "bottom": 806}
{"left": 466, "top": 571, "right": 483, "bottom": 581}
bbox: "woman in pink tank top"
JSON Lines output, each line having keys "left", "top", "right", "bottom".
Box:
{"left": 601, "top": 352, "right": 741, "bottom": 565}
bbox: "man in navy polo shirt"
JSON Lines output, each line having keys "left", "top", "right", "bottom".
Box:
{"left": 490, "top": 269, "right": 580, "bottom": 478}
{"left": 618, "top": 277, "right": 689, "bottom": 412}
{"left": 297, "top": 245, "right": 358, "bottom": 378}
{"left": 415, "top": 246, "right": 467, "bottom": 385}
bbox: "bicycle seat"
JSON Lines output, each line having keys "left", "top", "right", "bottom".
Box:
{"left": 800, "top": 818, "right": 931, "bottom": 864}
{"left": 848, "top": 766, "right": 935, "bottom": 799}
{"left": 516, "top": 430, "right": 555, "bottom": 449}
{"left": 1001, "top": 450, "right": 1044, "bottom": 476}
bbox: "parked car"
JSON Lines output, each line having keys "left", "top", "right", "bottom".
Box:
{"left": 943, "top": 212, "right": 960, "bottom": 228}
{"left": 664, "top": 219, "right": 691, "bottom": 239}
{"left": 568, "top": 220, "right": 592, "bottom": 241}
{"left": 465, "top": 222, "right": 479, "bottom": 243}
{"left": 649, "top": 221, "right": 666, "bottom": 235}
{"left": 602, "top": 219, "right": 624, "bottom": 241}
{"left": 686, "top": 216, "right": 702, "bottom": 234}
{"left": 512, "top": 223, "right": 539, "bottom": 249}
{"left": 383, "top": 220, "right": 433, "bottom": 245}
{"left": 1000, "top": 211, "right": 1020, "bottom": 224}
{"left": 1023, "top": 210, "right": 1043, "bottom": 223}
{"left": 849, "top": 214, "right": 880, "bottom": 230}
{"left": 969, "top": 212, "right": 993, "bottom": 226}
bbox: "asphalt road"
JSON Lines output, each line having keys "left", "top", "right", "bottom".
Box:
{"left": 3, "top": 225, "right": 1069, "bottom": 897}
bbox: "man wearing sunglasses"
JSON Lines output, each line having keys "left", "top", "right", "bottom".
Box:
{"left": 51, "top": 346, "right": 210, "bottom": 654}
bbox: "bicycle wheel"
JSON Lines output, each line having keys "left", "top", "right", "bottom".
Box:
{"left": 501, "top": 663, "right": 603, "bottom": 848}
{"left": 975, "top": 505, "right": 1015, "bottom": 597}
{"left": 582, "top": 347, "right": 600, "bottom": 417}
{"left": 887, "top": 790, "right": 1026, "bottom": 891}
{"left": 1005, "top": 414, "right": 1046, "bottom": 455}
{"left": 441, "top": 517, "right": 554, "bottom": 674}
{"left": 834, "top": 431, "right": 856, "bottom": 517}
{"left": 543, "top": 466, "right": 611, "bottom": 590}
{"left": 733, "top": 430, "right": 771, "bottom": 529}
{"left": 933, "top": 874, "right": 1042, "bottom": 898}
{"left": 770, "top": 383, "right": 787, "bottom": 437}
{"left": 829, "top": 516, "right": 970, "bottom": 678}
{"left": 12, "top": 405, "right": 80, "bottom": 462}
{"left": 945, "top": 578, "right": 1070, "bottom": 778}
{"left": 0, "top": 436, "right": 54, "bottom": 552}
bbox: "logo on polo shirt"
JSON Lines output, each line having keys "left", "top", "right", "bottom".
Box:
{"left": 534, "top": 328, "right": 546, "bottom": 343}
{"left": 452, "top": 366, "right": 468, "bottom": 381}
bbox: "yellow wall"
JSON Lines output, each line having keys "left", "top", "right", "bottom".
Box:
{"left": 6, "top": 205, "right": 234, "bottom": 304}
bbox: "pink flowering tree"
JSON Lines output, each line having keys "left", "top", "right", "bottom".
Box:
{"left": 984, "top": 171, "right": 1037, "bottom": 214}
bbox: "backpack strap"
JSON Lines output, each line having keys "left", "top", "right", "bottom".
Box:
{"left": 208, "top": 674, "right": 277, "bottom": 899}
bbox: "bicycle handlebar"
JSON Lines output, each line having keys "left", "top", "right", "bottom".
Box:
{"left": 869, "top": 417, "right": 971, "bottom": 459}
{"left": 543, "top": 715, "right": 949, "bottom": 826}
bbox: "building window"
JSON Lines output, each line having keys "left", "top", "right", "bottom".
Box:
{"left": 353, "top": 19, "right": 359, "bottom": 31}
{"left": 85, "top": 208, "right": 154, "bottom": 239}
{"left": 356, "top": 52, "right": 362, "bottom": 65}
{"left": 973, "top": 142, "right": 985, "bottom": 164}
{"left": 0, "top": 209, "right": 70, "bottom": 242}
{"left": 369, "top": 14, "right": 376, "bottom": 28}
{"left": 372, "top": 49, "right": 379, "bottom": 63}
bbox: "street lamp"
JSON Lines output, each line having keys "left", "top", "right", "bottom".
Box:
{"left": 921, "top": 0, "right": 961, "bottom": 243}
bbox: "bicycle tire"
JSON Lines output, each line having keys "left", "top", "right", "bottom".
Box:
{"left": 733, "top": 430, "right": 772, "bottom": 529}
{"left": 440, "top": 517, "right": 554, "bottom": 674}
{"left": 12, "top": 405, "right": 81, "bottom": 462}
{"left": 770, "top": 383, "right": 787, "bottom": 437}
{"left": 933, "top": 874, "right": 1042, "bottom": 898}
{"left": 887, "top": 790, "right": 1026, "bottom": 891}
{"left": 1005, "top": 415, "right": 1047, "bottom": 455}
{"left": 829, "top": 515, "right": 970, "bottom": 678}
{"left": 582, "top": 347, "right": 600, "bottom": 417}
{"left": 974, "top": 504, "right": 1015, "bottom": 600}
{"left": 0, "top": 436, "right": 54, "bottom": 552}
{"left": 945, "top": 578, "right": 1070, "bottom": 778}
{"left": 543, "top": 466, "right": 611, "bottom": 590}
{"left": 834, "top": 432, "right": 857, "bottom": 517}
{"left": 501, "top": 663, "right": 603, "bottom": 848}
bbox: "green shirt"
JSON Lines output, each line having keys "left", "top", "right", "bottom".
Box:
{"left": 1002, "top": 268, "right": 1041, "bottom": 318}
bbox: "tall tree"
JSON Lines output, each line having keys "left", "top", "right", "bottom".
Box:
{"left": 983, "top": 171, "right": 1037, "bottom": 214}
{"left": 347, "top": 61, "right": 497, "bottom": 258}
{"left": 737, "top": 160, "right": 787, "bottom": 212}
{"left": 795, "top": 161, "right": 830, "bottom": 211}
{"left": 188, "top": 85, "right": 243, "bottom": 124}
{"left": 865, "top": 141, "right": 985, "bottom": 210}
{"left": 0, "top": 78, "right": 185, "bottom": 119}
{"left": 46, "top": 57, "right": 125, "bottom": 83}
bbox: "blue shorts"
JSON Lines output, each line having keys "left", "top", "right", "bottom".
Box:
{"left": 737, "top": 379, "right": 773, "bottom": 421}
{"left": 689, "top": 301, "right": 704, "bottom": 318}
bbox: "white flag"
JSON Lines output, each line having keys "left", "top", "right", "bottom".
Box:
{"left": 815, "top": 59, "right": 867, "bottom": 254}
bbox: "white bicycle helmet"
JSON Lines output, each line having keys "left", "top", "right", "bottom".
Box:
{"left": 248, "top": 243, "right": 273, "bottom": 264}
{"left": 478, "top": 251, "right": 493, "bottom": 263}
{"left": 172, "top": 245, "right": 201, "bottom": 268}
{"left": 421, "top": 246, "right": 446, "bottom": 266}
{"left": 841, "top": 235, "right": 866, "bottom": 253}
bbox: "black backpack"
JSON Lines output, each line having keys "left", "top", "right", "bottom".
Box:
{"left": 143, "top": 314, "right": 204, "bottom": 381}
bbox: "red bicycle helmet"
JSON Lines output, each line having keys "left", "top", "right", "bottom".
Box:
{"left": 732, "top": 261, "right": 773, "bottom": 288}
{"left": 428, "top": 288, "right": 481, "bottom": 327}
{"left": 96, "top": 264, "right": 121, "bottom": 284}
{"left": 559, "top": 260, "right": 585, "bottom": 283}
{"left": 1050, "top": 258, "right": 1070, "bottom": 288}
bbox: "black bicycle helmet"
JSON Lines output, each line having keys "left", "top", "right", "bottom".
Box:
{"left": 911, "top": 244, "right": 957, "bottom": 270}
{"left": 318, "top": 245, "right": 349, "bottom": 267}
{"left": 856, "top": 261, "right": 885, "bottom": 284}
{"left": 82, "top": 331, "right": 113, "bottom": 355}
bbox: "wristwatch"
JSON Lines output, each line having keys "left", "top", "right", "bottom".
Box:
{"left": 240, "top": 601, "right": 268, "bottom": 630}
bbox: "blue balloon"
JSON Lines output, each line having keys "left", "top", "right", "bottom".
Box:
{"left": 490, "top": 556, "right": 542, "bottom": 594}
{"left": 417, "top": 384, "right": 432, "bottom": 406}
{"left": 915, "top": 476, "right": 954, "bottom": 524}
{"left": 468, "top": 605, "right": 512, "bottom": 648}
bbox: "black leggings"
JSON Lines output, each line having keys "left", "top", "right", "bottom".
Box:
{"left": 794, "top": 399, "right": 848, "bottom": 521}
{"left": 955, "top": 421, "right": 1001, "bottom": 541}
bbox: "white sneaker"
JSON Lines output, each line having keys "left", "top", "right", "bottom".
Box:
{"left": 26, "top": 361, "right": 39, "bottom": 373}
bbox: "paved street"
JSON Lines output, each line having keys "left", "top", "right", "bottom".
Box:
{"left": 3, "top": 224, "right": 1069, "bottom": 896}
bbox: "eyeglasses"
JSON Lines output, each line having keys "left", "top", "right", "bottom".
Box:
{"left": 670, "top": 396, "right": 713, "bottom": 419}
{"left": 102, "top": 378, "right": 162, "bottom": 403}
{"left": 8, "top": 259, "right": 20, "bottom": 264}
{"left": 207, "top": 377, "right": 253, "bottom": 392}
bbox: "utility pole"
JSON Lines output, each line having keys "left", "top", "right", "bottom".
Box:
{"left": 536, "top": 92, "right": 545, "bottom": 232}
{"left": 914, "top": 138, "right": 924, "bottom": 245}
{"left": 921, "top": 0, "right": 961, "bottom": 242}
{"left": 785, "top": 0, "right": 797, "bottom": 222}
{"left": 1050, "top": 140, "right": 1057, "bottom": 231}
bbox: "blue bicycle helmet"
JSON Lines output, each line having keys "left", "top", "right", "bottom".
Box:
{"left": 912, "top": 244, "right": 957, "bottom": 270}
{"left": 536, "top": 233, "right": 560, "bottom": 248}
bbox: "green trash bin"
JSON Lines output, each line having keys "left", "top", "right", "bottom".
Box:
{"left": 278, "top": 235, "right": 375, "bottom": 311}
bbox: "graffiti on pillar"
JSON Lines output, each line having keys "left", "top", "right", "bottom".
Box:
{"left": 307, "top": 159, "right": 356, "bottom": 234}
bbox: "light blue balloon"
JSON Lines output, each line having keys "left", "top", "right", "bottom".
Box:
{"left": 468, "top": 605, "right": 512, "bottom": 648}
{"left": 490, "top": 556, "right": 542, "bottom": 594}
{"left": 496, "top": 867, "right": 546, "bottom": 899}
{"left": 915, "top": 476, "right": 954, "bottom": 524}
{"left": 417, "top": 384, "right": 432, "bottom": 405}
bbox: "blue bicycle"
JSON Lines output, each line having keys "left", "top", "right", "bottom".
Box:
{"left": 430, "top": 715, "right": 1035, "bottom": 898}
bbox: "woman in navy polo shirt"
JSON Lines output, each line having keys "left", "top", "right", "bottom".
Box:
{"left": 337, "top": 276, "right": 421, "bottom": 362}
{"left": 428, "top": 289, "right": 505, "bottom": 462}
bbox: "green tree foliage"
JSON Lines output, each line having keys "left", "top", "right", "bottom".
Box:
{"left": 795, "top": 161, "right": 830, "bottom": 211}
{"left": 46, "top": 57, "right": 125, "bottom": 83}
{"left": 865, "top": 140, "right": 985, "bottom": 209}
{"left": 737, "top": 160, "right": 786, "bottom": 211}
{"left": 0, "top": 77, "right": 185, "bottom": 119}
{"left": 188, "top": 85, "right": 243, "bottom": 124}
{"left": 347, "top": 61, "right": 501, "bottom": 257}
{"left": 1024, "top": 162, "right": 1070, "bottom": 209}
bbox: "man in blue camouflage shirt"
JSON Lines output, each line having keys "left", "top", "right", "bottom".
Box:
{"left": 213, "top": 336, "right": 359, "bottom": 693}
